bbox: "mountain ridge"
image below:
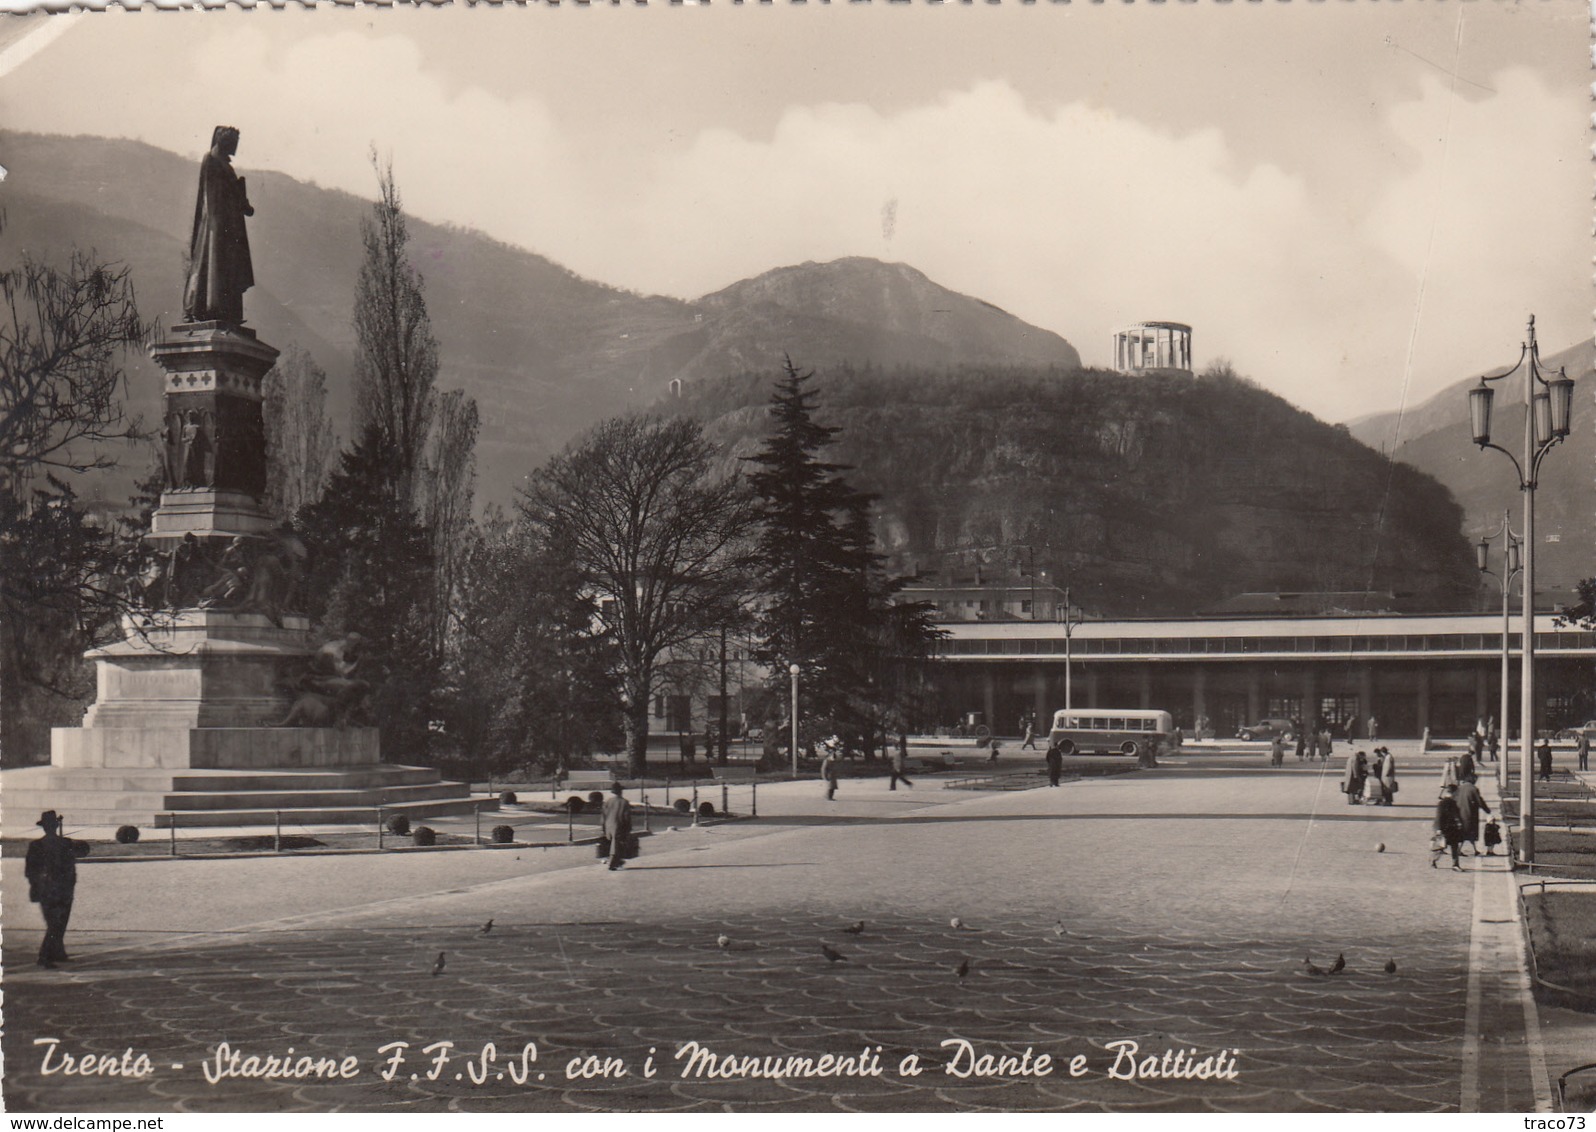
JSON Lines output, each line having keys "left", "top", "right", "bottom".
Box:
{"left": 2, "top": 131, "right": 1081, "bottom": 505}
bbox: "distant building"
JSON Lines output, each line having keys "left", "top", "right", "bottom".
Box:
{"left": 1113, "top": 321, "right": 1193, "bottom": 377}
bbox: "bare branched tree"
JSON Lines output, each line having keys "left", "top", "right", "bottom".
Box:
{"left": 262, "top": 342, "right": 337, "bottom": 521}
{"left": 352, "top": 149, "right": 437, "bottom": 506}
{"left": 1, "top": 252, "right": 148, "bottom": 501}
{"left": 518, "top": 415, "right": 757, "bottom": 775}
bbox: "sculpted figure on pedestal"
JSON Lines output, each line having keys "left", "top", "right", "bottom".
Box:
{"left": 278, "top": 632, "right": 371, "bottom": 728}
{"left": 182, "top": 126, "right": 255, "bottom": 325}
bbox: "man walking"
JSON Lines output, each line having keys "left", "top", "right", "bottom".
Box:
{"left": 1045, "top": 740, "right": 1064, "bottom": 787}
{"left": 1577, "top": 730, "right": 1589, "bottom": 772}
{"left": 887, "top": 736, "right": 914, "bottom": 791}
{"left": 1538, "top": 739, "right": 1554, "bottom": 782}
{"left": 1020, "top": 716, "right": 1038, "bottom": 751}
{"left": 821, "top": 748, "right": 840, "bottom": 801}
{"left": 600, "top": 783, "right": 633, "bottom": 871}
{"left": 25, "top": 811, "right": 82, "bottom": 967}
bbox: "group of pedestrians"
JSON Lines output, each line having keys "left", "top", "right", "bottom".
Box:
{"left": 1431, "top": 753, "right": 1495, "bottom": 870}
{"left": 1340, "top": 747, "right": 1399, "bottom": 805}
{"left": 1285, "top": 718, "right": 1341, "bottom": 763}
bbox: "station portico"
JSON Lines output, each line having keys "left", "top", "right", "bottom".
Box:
{"left": 931, "top": 612, "right": 1596, "bottom": 740}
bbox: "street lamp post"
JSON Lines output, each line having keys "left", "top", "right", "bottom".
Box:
{"left": 1467, "top": 315, "right": 1575, "bottom": 865}
{"left": 1059, "top": 587, "right": 1083, "bottom": 712}
{"left": 1476, "top": 512, "right": 1522, "bottom": 793}
{"left": 789, "top": 663, "right": 801, "bottom": 780}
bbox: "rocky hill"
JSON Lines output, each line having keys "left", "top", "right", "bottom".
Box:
{"left": 2, "top": 131, "right": 1080, "bottom": 506}
{"left": 1348, "top": 341, "right": 1592, "bottom": 592}
{"left": 673, "top": 364, "right": 1480, "bottom": 617}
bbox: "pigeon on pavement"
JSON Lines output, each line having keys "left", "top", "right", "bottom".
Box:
{"left": 843, "top": 921, "right": 865, "bottom": 935}
{"left": 951, "top": 917, "right": 966, "bottom": 930}
{"left": 1303, "top": 955, "right": 1327, "bottom": 977}
{"left": 1329, "top": 953, "right": 1346, "bottom": 975}
{"left": 1384, "top": 958, "right": 1398, "bottom": 974}
{"left": 480, "top": 919, "right": 494, "bottom": 935}
{"left": 956, "top": 958, "right": 970, "bottom": 980}
{"left": 820, "top": 943, "right": 848, "bottom": 964}
{"left": 431, "top": 952, "right": 447, "bottom": 977}
{"left": 717, "top": 934, "right": 732, "bottom": 949}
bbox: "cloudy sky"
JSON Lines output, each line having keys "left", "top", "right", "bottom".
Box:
{"left": 0, "top": 3, "right": 1587, "bottom": 425}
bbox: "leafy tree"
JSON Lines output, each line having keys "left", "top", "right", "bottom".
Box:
{"left": 262, "top": 342, "right": 336, "bottom": 521}
{"left": 440, "top": 510, "right": 619, "bottom": 779}
{"left": 519, "top": 414, "right": 756, "bottom": 775}
{"left": 352, "top": 150, "right": 437, "bottom": 507}
{"left": 1556, "top": 578, "right": 1596, "bottom": 631}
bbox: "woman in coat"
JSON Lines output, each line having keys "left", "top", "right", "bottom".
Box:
{"left": 1377, "top": 748, "right": 1398, "bottom": 805}
{"left": 1433, "top": 785, "right": 1466, "bottom": 871}
{"left": 1342, "top": 750, "right": 1366, "bottom": 805}
{"left": 1453, "top": 778, "right": 1491, "bottom": 854}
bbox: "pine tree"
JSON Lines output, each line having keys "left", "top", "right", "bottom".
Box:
{"left": 744, "top": 358, "right": 897, "bottom": 748}
{"left": 295, "top": 426, "right": 437, "bottom": 761}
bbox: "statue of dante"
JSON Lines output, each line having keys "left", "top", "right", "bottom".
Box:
{"left": 182, "top": 126, "right": 254, "bottom": 324}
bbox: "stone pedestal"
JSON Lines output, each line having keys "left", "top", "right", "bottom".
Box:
{"left": 6, "top": 321, "right": 481, "bottom": 830}
{"left": 149, "top": 322, "right": 278, "bottom": 543}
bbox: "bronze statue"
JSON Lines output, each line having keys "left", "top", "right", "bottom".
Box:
{"left": 183, "top": 126, "right": 254, "bottom": 325}
{"left": 278, "top": 632, "right": 370, "bottom": 727}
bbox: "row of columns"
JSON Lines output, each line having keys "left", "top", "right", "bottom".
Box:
{"left": 1113, "top": 324, "right": 1193, "bottom": 374}
{"left": 979, "top": 661, "right": 1516, "bottom": 737}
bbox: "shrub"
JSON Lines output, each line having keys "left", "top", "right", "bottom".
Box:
{"left": 413, "top": 826, "right": 437, "bottom": 846}
{"left": 673, "top": 798, "right": 692, "bottom": 813}
{"left": 491, "top": 825, "right": 514, "bottom": 844}
{"left": 698, "top": 801, "right": 716, "bottom": 818}
{"left": 386, "top": 814, "right": 411, "bottom": 836}
{"left": 565, "top": 795, "right": 587, "bottom": 814}
{"left": 499, "top": 790, "right": 518, "bottom": 805}
{"left": 114, "top": 825, "right": 140, "bottom": 844}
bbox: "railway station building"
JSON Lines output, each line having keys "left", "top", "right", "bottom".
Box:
{"left": 929, "top": 612, "right": 1596, "bottom": 741}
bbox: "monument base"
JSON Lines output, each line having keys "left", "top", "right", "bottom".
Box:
{"left": 14, "top": 610, "right": 485, "bottom": 832}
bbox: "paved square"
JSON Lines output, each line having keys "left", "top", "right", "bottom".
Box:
{"left": 0, "top": 753, "right": 1551, "bottom": 1112}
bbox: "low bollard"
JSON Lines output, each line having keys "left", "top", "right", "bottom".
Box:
{"left": 721, "top": 782, "right": 729, "bottom": 816}
{"left": 169, "top": 816, "right": 177, "bottom": 858}
{"left": 691, "top": 781, "right": 700, "bottom": 826}
{"left": 642, "top": 780, "right": 650, "bottom": 833}
{"left": 567, "top": 803, "right": 574, "bottom": 842}
{"left": 475, "top": 803, "right": 482, "bottom": 846}
{"left": 377, "top": 807, "right": 385, "bottom": 851}
{"left": 751, "top": 780, "right": 757, "bottom": 818}
{"left": 274, "top": 810, "right": 282, "bottom": 853}
{"left": 665, "top": 777, "right": 671, "bottom": 808}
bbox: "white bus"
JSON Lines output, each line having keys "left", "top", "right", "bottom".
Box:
{"left": 1048, "top": 709, "right": 1174, "bottom": 757}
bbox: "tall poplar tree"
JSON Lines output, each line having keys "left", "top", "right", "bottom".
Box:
{"left": 352, "top": 150, "right": 437, "bottom": 507}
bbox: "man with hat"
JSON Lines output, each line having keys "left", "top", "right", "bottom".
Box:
{"left": 25, "top": 810, "right": 84, "bottom": 968}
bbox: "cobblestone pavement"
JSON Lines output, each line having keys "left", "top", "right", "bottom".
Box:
{"left": 1, "top": 755, "right": 1545, "bottom": 1113}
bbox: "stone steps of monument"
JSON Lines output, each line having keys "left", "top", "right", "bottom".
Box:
{"left": 2, "top": 764, "right": 490, "bottom": 831}
{"left": 163, "top": 780, "right": 470, "bottom": 810}
{"left": 12, "top": 766, "right": 442, "bottom": 794}
{"left": 156, "top": 795, "right": 495, "bottom": 828}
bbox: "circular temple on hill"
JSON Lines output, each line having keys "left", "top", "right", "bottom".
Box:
{"left": 1113, "top": 321, "right": 1193, "bottom": 377}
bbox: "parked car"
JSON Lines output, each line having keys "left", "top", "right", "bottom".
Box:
{"left": 1236, "top": 718, "right": 1295, "bottom": 742}
{"left": 1556, "top": 720, "right": 1596, "bottom": 741}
